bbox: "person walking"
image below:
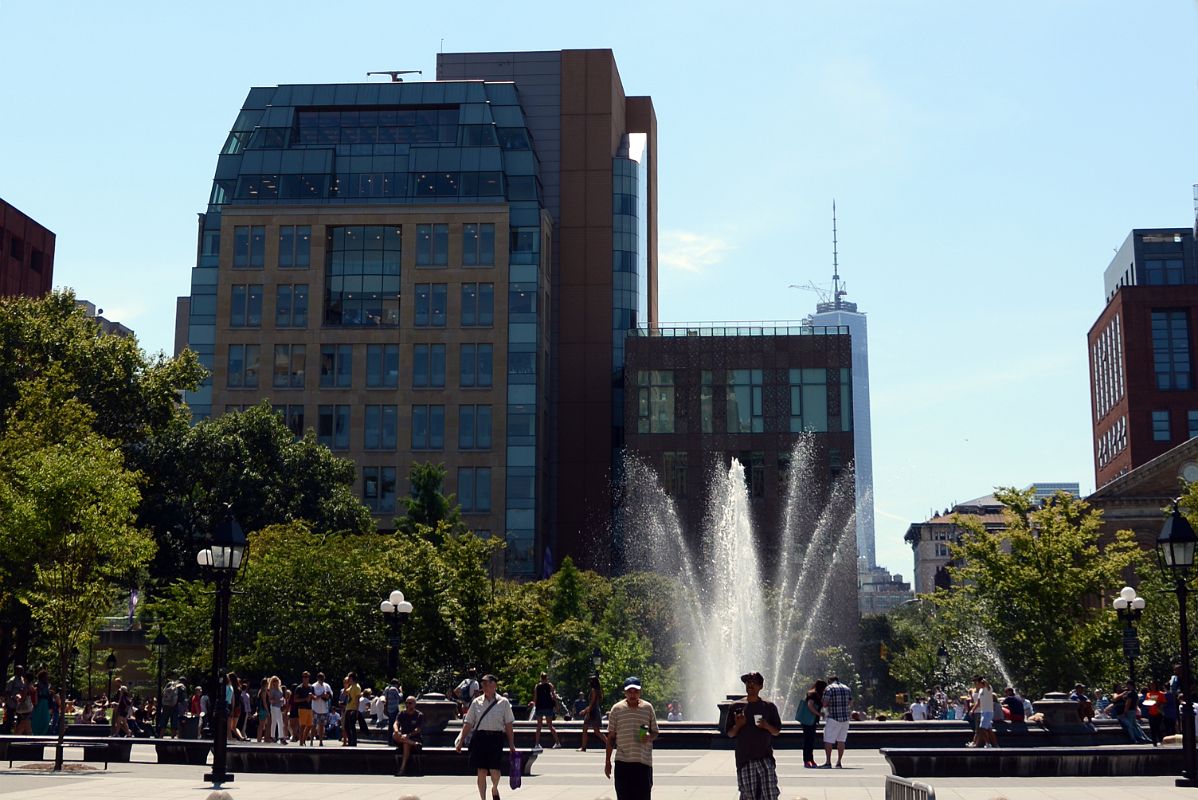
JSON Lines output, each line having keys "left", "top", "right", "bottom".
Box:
{"left": 967, "top": 676, "right": 998, "bottom": 748}
{"left": 31, "top": 669, "right": 52, "bottom": 735}
{"left": 2, "top": 665, "right": 24, "bottom": 735}
{"left": 311, "top": 672, "right": 333, "bottom": 746}
{"left": 531, "top": 671, "right": 562, "bottom": 750}
{"left": 294, "top": 671, "right": 314, "bottom": 745}
{"left": 605, "top": 676, "right": 659, "bottom": 800}
{"left": 256, "top": 678, "right": 271, "bottom": 742}
{"left": 725, "top": 671, "right": 782, "bottom": 800}
{"left": 796, "top": 680, "right": 825, "bottom": 768}
{"left": 1145, "top": 679, "right": 1167, "bottom": 746}
{"left": 820, "top": 675, "right": 852, "bottom": 768}
{"left": 579, "top": 674, "right": 607, "bottom": 752}
{"left": 456, "top": 674, "right": 516, "bottom": 800}
{"left": 384, "top": 678, "right": 403, "bottom": 733}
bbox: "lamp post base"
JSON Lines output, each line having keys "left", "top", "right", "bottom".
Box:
{"left": 204, "top": 772, "right": 235, "bottom": 785}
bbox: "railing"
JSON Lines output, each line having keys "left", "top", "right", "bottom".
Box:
{"left": 885, "top": 775, "right": 936, "bottom": 800}
{"left": 631, "top": 322, "right": 848, "bottom": 338}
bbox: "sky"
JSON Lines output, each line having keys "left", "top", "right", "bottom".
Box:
{"left": 3, "top": 0, "right": 1198, "bottom": 579}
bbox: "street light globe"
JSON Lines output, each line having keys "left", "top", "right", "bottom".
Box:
{"left": 396, "top": 601, "right": 413, "bottom": 614}
{"left": 196, "top": 549, "right": 213, "bottom": 567}
{"left": 1113, "top": 597, "right": 1129, "bottom": 610}
{"left": 1132, "top": 597, "right": 1146, "bottom": 610}
{"left": 390, "top": 590, "right": 405, "bottom": 606}
{"left": 1120, "top": 586, "right": 1137, "bottom": 603}
{"left": 380, "top": 600, "right": 395, "bottom": 614}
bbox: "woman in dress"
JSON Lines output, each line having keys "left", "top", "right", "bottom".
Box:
{"left": 799, "top": 680, "right": 826, "bottom": 768}
{"left": 31, "top": 669, "right": 51, "bottom": 735}
{"left": 578, "top": 674, "right": 607, "bottom": 752}
{"left": 456, "top": 674, "right": 516, "bottom": 800}
{"left": 268, "top": 676, "right": 287, "bottom": 744}
{"left": 257, "top": 678, "right": 272, "bottom": 742}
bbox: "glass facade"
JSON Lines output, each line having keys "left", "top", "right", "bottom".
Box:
{"left": 1151, "top": 310, "right": 1191, "bottom": 390}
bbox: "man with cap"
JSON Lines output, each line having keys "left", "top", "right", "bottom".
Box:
{"left": 605, "top": 676, "right": 659, "bottom": 800}
{"left": 726, "top": 671, "right": 782, "bottom": 800}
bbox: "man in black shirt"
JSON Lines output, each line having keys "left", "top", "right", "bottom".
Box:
{"left": 725, "top": 671, "right": 782, "bottom": 800}
{"left": 294, "top": 672, "right": 314, "bottom": 746}
{"left": 531, "top": 671, "right": 562, "bottom": 750}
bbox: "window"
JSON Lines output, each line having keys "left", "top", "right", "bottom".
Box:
{"left": 366, "top": 344, "right": 399, "bottom": 388}
{"left": 272, "top": 344, "right": 306, "bottom": 388}
{"left": 233, "top": 225, "right": 265, "bottom": 268}
{"left": 364, "top": 405, "right": 398, "bottom": 450}
{"left": 1152, "top": 310, "right": 1191, "bottom": 390}
{"left": 319, "top": 344, "right": 353, "bottom": 388}
{"left": 460, "top": 343, "right": 494, "bottom": 388}
{"left": 701, "top": 371, "right": 713, "bottom": 433}
{"left": 738, "top": 451, "right": 765, "bottom": 498}
{"left": 1153, "top": 410, "right": 1171, "bottom": 442}
{"left": 317, "top": 405, "right": 351, "bottom": 449}
{"left": 362, "top": 466, "right": 397, "bottom": 513}
{"left": 789, "top": 369, "right": 828, "bottom": 432}
{"left": 414, "top": 283, "right": 447, "bottom": 327}
{"left": 226, "top": 344, "right": 260, "bottom": 388}
{"left": 727, "top": 370, "right": 763, "bottom": 433}
{"left": 324, "top": 225, "right": 401, "bottom": 326}
{"left": 1145, "top": 258, "right": 1186, "bottom": 286}
{"left": 462, "top": 223, "right": 495, "bottom": 266}
{"left": 840, "top": 368, "right": 853, "bottom": 433}
{"left": 275, "top": 284, "right": 309, "bottom": 328}
{"left": 272, "top": 404, "right": 305, "bottom": 437}
{"left": 413, "top": 343, "right": 446, "bottom": 388}
{"left": 935, "top": 543, "right": 950, "bottom": 558}
{"left": 637, "top": 370, "right": 675, "bottom": 433}
{"left": 278, "top": 225, "right": 311, "bottom": 268}
{"left": 1190, "top": 410, "right": 1198, "bottom": 440}
{"left": 458, "top": 467, "right": 492, "bottom": 512}
{"left": 664, "top": 452, "right": 687, "bottom": 498}
{"left": 459, "top": 405, "right": 493, "bottom": 449}
{"left": 230, "top": 284, "right": 263, "bottom": 327}
{"left": 461, "top": 283, "right": 494, "bottom": 326}
{"left": 415, "top": 223, "right": 448, "bottom": 266}
{"left": 411, "top": 405, "right": 445, "bottom": 449}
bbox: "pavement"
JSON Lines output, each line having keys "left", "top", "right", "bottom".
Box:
{"left": 0, "top": 743, "right": 1189, "bottom": 799}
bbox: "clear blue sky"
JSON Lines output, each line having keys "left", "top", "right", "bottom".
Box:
{"left": 3, "top": 0, "right": 1197, "bottom": 578}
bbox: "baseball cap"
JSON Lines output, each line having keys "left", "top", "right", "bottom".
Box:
{"left": 740, "top": 671, "right": 764, "bottom": 685}
{"left": 623, "top": 676, "right": 642, "bottom": 691}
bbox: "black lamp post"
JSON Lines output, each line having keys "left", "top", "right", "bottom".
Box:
{"left": 592, "top": 647, "right": 603, "bottom": 680}
{"left": 379, "top": 590, "right": 413, "bottom": 681}
{"left": 197, "top": 512, "right": 247, "bottom": 787}
{"left": 1156, "top": 500, "right": 1198, "bottom": 787}
{"left": 1112, "top": 586, "right": 1145, "bottom": 689}
{"left": 152, "top": 632, "right": 169, "bottom": 737}
{"left": 105, "top": 652, "right": 117, "bottom": 699}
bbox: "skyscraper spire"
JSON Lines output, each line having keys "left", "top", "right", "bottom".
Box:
{"left": 832, "top": 199, "right": 846, "bottom": 308}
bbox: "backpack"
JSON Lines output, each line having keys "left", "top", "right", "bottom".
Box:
{"left": 795, "top": 697, "right": 816, "bottom": 725}
{"left": 163, "top": 684, "right": 179, "bottom": 708}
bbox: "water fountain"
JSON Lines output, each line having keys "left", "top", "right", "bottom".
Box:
{"left": 617, "top": 435, "right": 859, "bottom": 718}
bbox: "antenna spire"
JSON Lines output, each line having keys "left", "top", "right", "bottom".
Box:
{"left": 831, "top": 199, "right": 845, "bottom": 308}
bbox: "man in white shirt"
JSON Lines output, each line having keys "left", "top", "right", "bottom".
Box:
{"left": 910, "top": 697, "right": 928, "bottom": 721}
{"left": 310, "top": 672, "right": 333, "bottom": 746}
{"left": 968, "top": 676, "right": 997, "bottom": 748}
{"left": 457, "top": 674, "right": 516, "bottom": 800}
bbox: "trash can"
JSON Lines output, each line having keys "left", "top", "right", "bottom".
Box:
{"left": 180, "top": 714, "right": 200, "bottom": 739}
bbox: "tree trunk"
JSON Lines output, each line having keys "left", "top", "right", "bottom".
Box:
{"left": 54, "top": 648, "right": 68, "bottom": 771}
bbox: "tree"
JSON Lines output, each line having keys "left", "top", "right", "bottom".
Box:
{"left": 395, "top": 462, "right": 465, "bottom": 542}
{"left": 137, "top": 403, "right": 374, "bottom": 581}
{"left": 932, "top": 488, "right": 1143, "bottom": 698}
{"left": 0, "top": 374, "right": 154, "bottom": 769}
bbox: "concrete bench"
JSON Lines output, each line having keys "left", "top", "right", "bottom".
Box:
{"left": 224, "top": 743, "right": 539, "bottom": 776}
{"left": 882, "top": 745, "right": 1183, "bottom": 777}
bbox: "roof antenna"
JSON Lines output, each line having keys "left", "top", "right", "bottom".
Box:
{"left": 831, "top": 199, "right": 846, "bottom": 308}
{"left": 367, "top": 70, "right": 423, "bottom": 82}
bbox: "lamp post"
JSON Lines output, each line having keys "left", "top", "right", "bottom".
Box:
{"left": 1112, "top": 586, "right": 1145, "bottom": 688}
{"left": 152, "top": 632, "right": 169, "bottom": 737}
{"left": 592, "top": 647, "right": 603, "bottom": 680}
{"left": 197, "top": 512, "right": 247, "bottom": 787}
{"left": 379, "top": 590, "right": 414, "bottom": 681}
{"left": 105, "top": 652, "right": 117, "bottom": 699}
{"left": 1156, "top": 499, "right": 1198, "bottom": 787}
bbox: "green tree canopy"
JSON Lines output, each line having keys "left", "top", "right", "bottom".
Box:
{"left": 394, "top": 462, "right": 465, "bottom": 541}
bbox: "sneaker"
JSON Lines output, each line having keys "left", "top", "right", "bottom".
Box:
{"left": 532, "top": 744, "right": 543, "bottom": 752}
{"left": 552, "top": 743, "right": 561, "bottom": 749}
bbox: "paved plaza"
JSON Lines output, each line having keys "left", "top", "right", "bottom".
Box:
{"left": 0, "top": 744, "right": 1189, "bottom": 800}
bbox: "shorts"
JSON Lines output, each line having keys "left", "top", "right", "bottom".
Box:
{"left": 314, "top": 712, "right": 329, "bottom": 729}
{"left": 534, "top": 707, "right": 555, "bottom": 720}
{"left": 979, "top": 711, "right": 994, "bottom": 730}
{"left": 468, "top": 729, "right": 505, "bottom": 771}
{"left": 299, "top": 709, "right": 313, "bottom": 727}
{"left": 823, "top": 717, "right": 850, "bottom": 743}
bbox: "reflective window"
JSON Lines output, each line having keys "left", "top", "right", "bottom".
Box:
{"left": 1189, "top": 410, "right": 1198, "bottom": 440}
{"left": 366, "top": 344, "right": 399, "bottom": 388}
{"left": 279, "top": 225, "right": 311, "bottom": 268}
{"left": 664, "top": 452, "right": 687, "bottom": 498}
{"left": 362, "top": 466, "right": 397, "bottom": 513}
{"left": 460, "top": 343, "right": 493, "bottom": 388}
{"left": 226, "top": 344, "right": 260, "bottom": 388}
{"left": 1145, "top": 259, "right": 1186, "bottom": 285}
{"left": 233, "top": 226, "right": 265, "bottom": 268}
{"left": 411, "top": 405, "right": 445, "bottom": 450}
{"left": 461, "top": 283, "right": 494, "bottom": 327}
{"left": 1153, "top": 410, "right": 1171, "bottom": 442}
{"left": 324, "top": 226, "right": 401, "bottom": 326}
{"left": 364, "top": 405, "right": 398, "bottom": 450}
{"left": 230, "top": 284, "right": 263, "bottom": 327}
{"left": 458, "top": 405, "right": 493, "bottom": 450}
{"left": 637, "top": 370, "right": 675, "bottom": 433}
{"left": 317, "top": 405, "right": 351, "bottom": 450}
{"left": 296, "top": 108, "right": 458, "bottom": 146}
{"left": 416, "top": 224, "right": 449, "bottom": 266}
{"left": 272, "top": 344, "right": 306, "bottom": 389}
{"left": 413, "top": 344, "right": 446, "bottom": 388}
{"left": 414, "top": 283, "right": 447, "bottom": 327}
{"left": 701, "top": 371, "right": 713, "bottom": 433}
{"left": 458, "top": 467, "right": 492, "bottom": 512}
{"left": 789, "top": 368, "right": 828, "bottom": 432}
{"left": 275, "top": 284, "right": 308, "bottom": 328}
{"left": 320, "top": 344, "right": 353, "bottom": 388}
{"left": 727, "top": 369, "right": 764, "bottom": 434}
{"left": 272, "top": 404, "right": 305, "bottom": 438}
{"left": 463, "top": 223, "right": 496, "bottom": 266}
{"left": 1152, "top": 310, "right": 1191, "bottom": 390}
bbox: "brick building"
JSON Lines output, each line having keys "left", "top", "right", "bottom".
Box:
{"left": 0, "top": 198, "right": 54, "bottom": 299}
